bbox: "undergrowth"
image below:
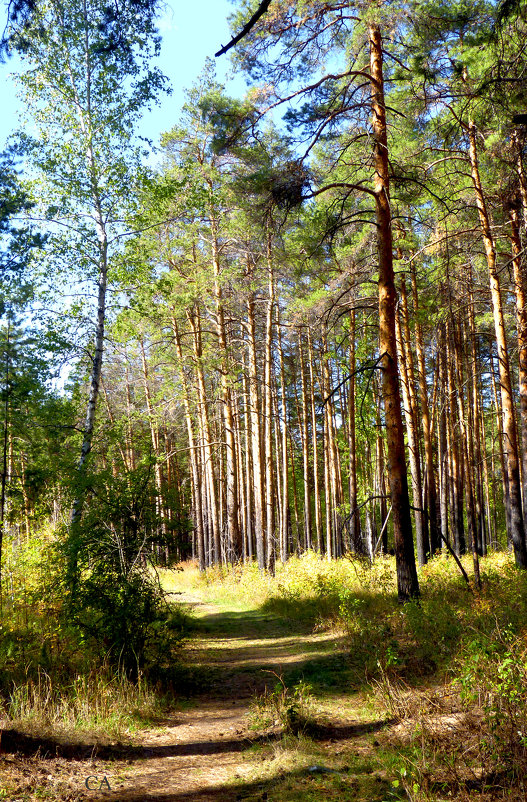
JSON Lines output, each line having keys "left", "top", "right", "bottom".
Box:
{"left": 0, "top": 525, "right": 192, "bottom": 738}
{"left": 249, "top": 672, "right": 317, "bottom": 735}
{"left": 174, "top": 550, "right": 527, "bottom": 800}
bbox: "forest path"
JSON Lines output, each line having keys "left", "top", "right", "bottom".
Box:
{"left": 90, "top": 587, "right": 392, "bottom": 802}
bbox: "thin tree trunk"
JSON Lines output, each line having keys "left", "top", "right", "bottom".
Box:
{"left": 210, "top": 213, "right": 242, "bottom": 561}
{"left": 444, "top": 328, "right": 466, "bottom": 554}
{"left": 468, "top": 120, "right": 527, "bottom": 568}
{"left": 437, "top": 347, "right": 449, "bottom": 547}
{"left": 509, "top": 205, "right": 527, "bottom": 521}
{"left": 246, "top": 291, "right": 265, "bottom": 569}
{"left": 307, "top": 328, "right": 322, "bottom": 552}
{"left": 276, "top": 307, "right": 289, "bottom": 563}
{"left": 451, "top": 318, "right": 481, "bottom": 588}
{"left": 396, "top": 303, "right": 427, "bottom": 565}
{"left": 139, "top": 338, "right": 166, "bottom": 544}
{"left": 188, "top": 307, "right": 220, "bottom": 564}
{"left": 298, "top": 332, "right": 312, "bottom": 550}
{"left": 348, "top": 309, "right": 362, "bottom": 554}
{"left": 410, "top": 265, "right": 440, "bottom": 553}
{"left": 264, "top": 233, "right": 275, "bottom": 570}
{"left": 173, "top": 317, "right": 205, "bottom": 571}
{"left": 490, "top": 344, "right": 512, "bottom": 547}
{"left": 467, "top": 282, "right": 486, "bottom": 555}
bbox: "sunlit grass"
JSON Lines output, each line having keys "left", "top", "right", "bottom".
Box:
{"left": 2, "top": 666, "right": 165, "bottom": 739}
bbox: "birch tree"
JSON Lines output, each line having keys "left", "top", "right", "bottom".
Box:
{"left": 8, "top": 0, "right": 167, "bottom": 578}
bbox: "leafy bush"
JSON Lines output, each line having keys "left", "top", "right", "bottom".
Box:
{"left": 65, "top": 563, "right": 189, "bottom": 682}
{"left": 456, "top": 625, "right": 527, "bottom": 779}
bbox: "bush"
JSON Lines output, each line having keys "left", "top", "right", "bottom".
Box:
{"left": 65, "top": 563, "right": 189, "bottom": 682}
{"left": 456, "top": 625, "right": 527, "bottom": 780}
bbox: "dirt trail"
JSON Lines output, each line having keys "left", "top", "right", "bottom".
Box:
{"left": 97, "top": 593, "right": 351, "bottom": 801}
{"left": 1, "top": 591, "right": 391, "bottom": 802}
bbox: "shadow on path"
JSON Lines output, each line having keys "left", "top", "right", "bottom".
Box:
{"left": 0, "top": 718, "right": 392, "bottom": 761}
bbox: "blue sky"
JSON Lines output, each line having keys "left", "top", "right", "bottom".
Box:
{"left": 0, "top": 0, "right": 248, "bottom": 151}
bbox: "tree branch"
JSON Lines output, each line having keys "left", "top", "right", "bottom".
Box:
{"left": 215, "top": 0, "right": 272, "bottom": 58}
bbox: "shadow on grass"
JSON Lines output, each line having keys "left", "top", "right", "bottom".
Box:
{"left": 190, "top": 608, "right": 312, "bottom": 639}
{"left": 176, "top": 650, "right": 357, "bottom": 700}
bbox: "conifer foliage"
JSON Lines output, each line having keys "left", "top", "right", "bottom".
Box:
{"left": 2, "top": 0, "right": 527, "bottom": 611}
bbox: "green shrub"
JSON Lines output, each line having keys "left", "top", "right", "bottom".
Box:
{"left": 456, "top": 626, "right": 527, "bottom": 779}
{"left": 250, "top": 673, "right": 316, "bottom": 735}
{"left": 65, "top": 563, "right": 190, "bottom": 682}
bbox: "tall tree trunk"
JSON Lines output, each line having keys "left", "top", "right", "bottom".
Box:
{"left": 490, "top": 343, "right": 512, "bottom": 547}
{"left": 467, "top": 282, "right": 486, "bottom": 555}
{"left": 348, "top": 309, "right": 362, "bottom": 553}
{"left": 139, "top": 338, "right": 166, "bottom": 544}
{"left": 396, "top": 301, "right": 427, "bottom": 565}
{"left": 400, "top": 279, "right": 429, "bottom": 559}
{"left": 264, "top": 235, "right": 275, "bottom": 569}
{"left": 509, "top": 204, "right": 527, "bottom": 522}
{"left": 188, "top": 307, "right": 221, "bottom": 564}
{"left": 276, "top": 307, "right": 290, "bottom": 562}
{"left": 241, "top": 363, "right": 253, "bottom": 561}
{"left": 451, "top": 318, "right": 481, "bottom": 587}
{"left": 438, "top": 353, "right": 449, "bottom": 547}
{"left": 410, "top": 265, "right": 440, "bottom": 553}
{"left": 376, "top": 395, "right": 389, "bottom": 555}
{"left": 210, "top": 213, "right": 242, "bottom": 561}
{"left": 246, "top": 291, "right": 265, "bottom": 569}
{"left": 468, "top": 121, "right": 527, "bottom": 568}
{"left": 307, "top": 328, "right": 322, "bottom": 552}
{"left": 298, "top": 331, "right": 312, "bottom": 550}
{"left": 173, "top": 317, "right": 205, "bottom": 571}
{"left": 321, "top": 325, "right": 341, "bottom": 559}
{"left": 369, "top": 22, "right": 419, "bottom": 599}
{"left": 444, "top": 327, "right": 466, "bottom": 554}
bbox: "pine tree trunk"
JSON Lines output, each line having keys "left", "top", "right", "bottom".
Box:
{"left": 276, "top": 307, "right": 290, "bottom": 562}
{"left": 246, "top": 292, "right": 265, "bottom": 569}
{"left": 188, "top": 307, "right": 221, "bottom": 564}
{"left": 210, "top": 215, "right": 241, "bottom": 561}
{"left": 139, "top": 338, "right": 166, "bottom": 545}
{"left": 369, "top": 22, "right": 419, "bottom": 599}
{"left": 396, "top": 303, "right": 427, "bottom": 565}
{"left": 173, "top": 318, "right": 205, "bottom": 570}
{"left": 451, "top": 318, "right": 481, "bottom": 587}
{"left": 348, "top": 309, "right": 362, "bottom": 553}
{"left": 410, "top": 265, "right": 440, "bottom": 553}
{"left": 298, "top": 331, "right": 313, "bottom": 550}
{"left": 264, "top": 235, "right": 275, "bottom": 569}
{"left": 467, "top": 283, "right": 486, "bottom": 555}
{"left": 444, "top": 328, "right": 465, "bottom": 554}
{"left": 490, "top": 344, "right": 512, "bottom": 547}
{"left": 509, "top": 205, "right": 527, "bottom": 522}
{"left": 468, "top": 121, "right": 527, "bottom": 568}
{"left": 307, "top": 328, "right": 323, "bottom": 552}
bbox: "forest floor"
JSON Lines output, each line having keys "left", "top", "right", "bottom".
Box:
{"left": 0, "top": 578, "right": 401, "bottom": 802}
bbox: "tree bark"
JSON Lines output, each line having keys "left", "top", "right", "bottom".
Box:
{"left": 410, "top": 265, "right": 440, "bottom": 553}
{"left": 396, "top": 300, "right": 427, "bottom": 565}
{"left": 509, "top": 204, "right": 527, "bottom": 522}
{"left": 246, "top": 290, "right": 265, "bottom": 569}
{"left": 369, "top": 22, "right": 419, "bottom": 599}
{"left": 468, "top": 121, "right": 527, "bottom": 568}
{"left": 173, "top": 317, "right": 205, "bottom": 571}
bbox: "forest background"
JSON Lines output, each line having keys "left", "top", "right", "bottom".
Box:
{"left": 1, "top": 0, "right": 527, "bottom": 799}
